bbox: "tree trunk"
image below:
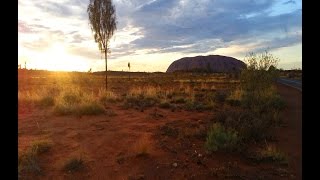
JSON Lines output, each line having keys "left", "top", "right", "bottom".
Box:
{"left": 105, "top": 48, "right": 108, "bottom": 90}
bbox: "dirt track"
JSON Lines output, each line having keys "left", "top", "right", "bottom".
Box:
{"left": 275, "top": 83, "right": 302, "bottom": 179}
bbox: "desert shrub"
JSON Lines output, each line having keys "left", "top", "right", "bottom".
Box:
{"left": 63, "top": 157, "right": 84, "bottom": 172}
{"left": 237, "top": 51, "right": 285, "bottom": 130}
{"left": 18, "top": 86, "right": 61, "bottom": 108}
{"left": 184, "top": 100, "right": 195, "bottom": 111}
{"left": 98, "top": 89, "right": 120, "bottom": 104}
{"left": 124, "top": 95, "right": 159, "bottom": 109}
{"left": 213, "top": 91, "right": 228, "bottom": 103}
{"left": 238, "top": 112, "right": 272, "bottom": 141}
{"left": 54, "top": 102, "right": 104, "bottom": 116}
{"left": 160, "top": 125, "right": 179, "bottom": 137}
{"left": 53, "top": 87, "right": 105, "bottom": 116}
{"left": 159, "top": 101, "right": 172, "bottom": 109}
{"left": 54, "top": 103, "right": 75, "bottom": 115}
{"left": 46, "top": 86, "right": 61, "bottom": 97}
{"left": 184, "top": 100, "right": 208, "bottom": 111}
{"left": 240, "top": 51, "right": 281, "bottom": 112}
{"left": 241, "top": 88, "right": 286, "bottom": 117}
{"left": 240, "top": 51, "right": 279, "bottom": 91}
{"left": 256, "top": 144, "right": 288, "bottom": 164}
{"left": 63, "top": 93, "right": 81, "bottom": 105}
{"left": 214, "top": 110, "right": 272, "bottom": 142}
{"left": 18, "top": 91, "right": 41, "bottom": 105}
{"left": 19, "top": 149, "right": 41, "bottom": 175}
{"left": 226, "top": 99, "right": 241, "bottom": 106}
{"left": 170, "top": 97, "right": 186, "bottom": 104}
{"left": 205, "top": 123, "right": 240, "bottom": 152}
{"left": 184, "top": 100, "right": 203, "bottom": 111}
{"left": 264, "top": 94, "right": 286, "bottom": 111}
{"left": 37, "top": 96, "right": 55, "bottom": 107}
{"left": 76, "top": 102, "right": 105, "bottom": 115}
{"left": 19, "top": 140, "right": 52, "bottom": 177}
{"left": 71, "top": 73, "right": 93, "bottom": 85}
{"left": 226, "top": 88, "right": 243, "bottom": 106}
{"left": 31, "top": 140, "right": 52, "bottom": 154}
{"left": 129, "top": 86, "right": 160, "bottom": 99}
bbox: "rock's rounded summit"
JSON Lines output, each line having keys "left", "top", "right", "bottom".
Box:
{"left": 166, "top": 55, "right": 246, "bottom": 73}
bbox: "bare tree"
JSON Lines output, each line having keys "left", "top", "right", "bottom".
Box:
{"left": 87, "top": 0, "right": 117, "bottom": 90}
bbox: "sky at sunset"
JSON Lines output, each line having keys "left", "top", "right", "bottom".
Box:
{"left": 18, "top": 0, "right": 302, "bottom": 72}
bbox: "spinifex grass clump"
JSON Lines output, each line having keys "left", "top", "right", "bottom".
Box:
{"left": 18, "top": 86, "right": 59, "bottom": 107}
{"left": 98, "top": 88, "right": 120, "bottom": 104}
{"left": 63, "top": 156, "right": 85, "bottom": 173}
{"left": 54, "top": 87, "right": 104, "bottom": 115}
{"left": 18, "top": 140, "right": 52, "bottom": 177}
{"left": 124, "top": 86, "right": 163, "bottom": 109}
{"left": 258, "top": 144, "right": 288, "bottom": 164}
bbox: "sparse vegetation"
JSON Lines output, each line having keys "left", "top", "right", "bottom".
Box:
{"left": 240, "top": 51, "right": 282, "bottom": 113}
{"left": 214, "top": 110, "right": 273, "bottom": 142}
{"left": 18, "top": 65, "right": 297, "bottom": 179}
{"left": 170, "top": 97, "right": 186, "bottom": 104}
{"left": 19, "top": 149, "right": 41, "bottom": 176}
{"left": 205, "top": 123, "right": 240, "bottom": 152}
{"left": 63, "top": 156, "right": 85, "bottom": 173}
{"left": 37, "top": 96, "right": 55, "bottom": 107}
{"left": 160, "top": 125, "right": 179, "bottom": 137}
{"left": 159, "top": 101, "right": 172, "bottom": 109}
{"left": 179, "top": 126, "right": 207, "bottom": 140}
{"left": 210, "top": 52, "right": 286, "bottom": 146}
{"left": 53, "top": 88, "right": 105, "bottom": 115}
{"left": 249, "top": 144, "right": 288, "bottom": 164}
{"left": 18, "top": 140, "right": 52, "bottom": 177}
{"left": 99, "top": 89, "right": 120, "bottom": 103}
{"left": 31, "top": 140, "right": 52, "bottom": 154}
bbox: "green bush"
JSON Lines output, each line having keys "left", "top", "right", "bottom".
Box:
{"left": 99, "top": 90, "right": 120, "bottom": 104}
{"left": 214, "top": 110, "right": 272, "bottom": 142}
{"left": 205, "top": 123, "right": 239, "bottom": 152}
{"left": 265, "top": 94, "right": 286, "bottom": 111}
{"left": 240, "top": 51, "right": 281, "bottom": 112}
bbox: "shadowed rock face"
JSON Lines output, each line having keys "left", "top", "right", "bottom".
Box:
{"left": 166, "top": 55, "right": 246, "bottom": 73}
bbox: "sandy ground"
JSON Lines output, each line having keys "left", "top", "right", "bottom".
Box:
{"left": 18, "top": 83, "right": 302, "bottom": 180}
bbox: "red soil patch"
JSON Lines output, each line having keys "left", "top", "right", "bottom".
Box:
{"left": 18, "top": 84, "right": 301, "bottom": 179}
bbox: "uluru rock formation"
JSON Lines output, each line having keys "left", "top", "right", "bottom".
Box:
{"left": 166, "top": 55, "right": 246, "bottom": 73}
